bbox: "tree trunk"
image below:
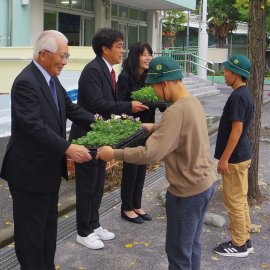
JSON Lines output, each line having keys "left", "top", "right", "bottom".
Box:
{"left": 247, "top": 0, "right": 266, "bottom": 201}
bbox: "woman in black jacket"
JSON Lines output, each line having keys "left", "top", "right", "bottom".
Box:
{"left": 117, "top": 42, "right": 154, "bottom": 223}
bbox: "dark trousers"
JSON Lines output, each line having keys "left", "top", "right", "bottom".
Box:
{"left": 75, "top": 159, "right": 106, "bottom": 237}
{"left": 165, "top": 182, "right": 216, "bottom": 270}
{"left": 9, "top": 184, "right": 58, "bottom": 270}
{"left": 120, "top": 162, "right": 147, "bottom": 211}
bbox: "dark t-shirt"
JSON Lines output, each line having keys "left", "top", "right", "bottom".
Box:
{"left": 214, "top": 85, "right": 253, "bottom": 163}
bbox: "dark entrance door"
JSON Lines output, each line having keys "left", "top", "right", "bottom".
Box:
{"left": 59, "top": 13, "right": 80, "bottom": 46}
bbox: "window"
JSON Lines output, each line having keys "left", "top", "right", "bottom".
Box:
{"left": 84, "top": 0, "right": 94, "bottom": 11}
{"left": 112, "top": 4, "right": 118, "bottom": 17}
{"left": 57, "top": 0, "right": 70, "bottom": 8}
{"left": 84, "top": 17, "right": 95, "bottom": 46}
{"left": 129, "top": 8, "right": 138, "bottom": 20}
{"left": 44, "top": 11, "right": 57, "bottom": 30}
{"left": 128, "top": 25, "right": 138, "bottom": 49}
{"left": 59, "top": 13, "right": 80, "bottom": 46}
{"left": 139, "top": 26, "right": 147, "bottom": 43}
{"left": 138, "top": 10, "right": 147, "bottom": 22}
{"left": 111, "top": 5, "right": 148, "bottom": 49}
{"left": 72, "top": 0, "right": 82, "bottom": 9}
{"left": 44, "top": 0, "right": 56, "bottom": 4}
{"left": 119, "top": 6, "right": 128, "bottom": 18}
{"left": 111, "top": 21, "right": 118, "bottom": 30}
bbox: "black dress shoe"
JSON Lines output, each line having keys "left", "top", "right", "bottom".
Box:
{"left": 135, "top": 212, "right": 152, "bottom": 221}
{"left": 121, "top": 211, "right": 144, "bottom": 224}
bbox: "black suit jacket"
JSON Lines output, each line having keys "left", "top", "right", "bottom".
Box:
{"left": 0, "top": 61, "right": 94, "bottom": 192}
{"left": 70, "top": 56, "right": 132, "bottom": 140}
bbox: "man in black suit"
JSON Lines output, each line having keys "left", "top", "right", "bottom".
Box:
{"left": 69, "top": 28, "right": 148, "bottom": 250}
{"left": 0, "top": 30, "right": 94, "bottom": 269}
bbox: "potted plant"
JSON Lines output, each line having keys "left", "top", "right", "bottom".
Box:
{"left": 72, "top": 114, "right": 148, "bottom": 155}
{"left": 131, "top": 86, "right": 171, "bottom": 111}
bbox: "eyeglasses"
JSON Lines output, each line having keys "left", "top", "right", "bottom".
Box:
{"left": 43, "top": 50, "right": 70, "bottom": 60}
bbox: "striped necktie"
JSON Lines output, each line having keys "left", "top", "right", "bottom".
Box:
{"left": 111, "top": 68, "right": 116, "bottom": 93}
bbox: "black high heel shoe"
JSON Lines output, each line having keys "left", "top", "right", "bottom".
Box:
{"left": 134, "top": 210, "right": 152, "bottom": 221}
{"left": 121, "top": 210, "right": 144, "bottom": 224}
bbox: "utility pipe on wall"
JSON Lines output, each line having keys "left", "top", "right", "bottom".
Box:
{"left": 8, "top": 0, "right": 12, "bottom": 46}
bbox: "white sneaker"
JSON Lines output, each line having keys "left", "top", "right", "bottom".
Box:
{"left": 94, "top": 227, "right": 115, "bottom": 241}
{"left": 77, "top": 233, "right": 104, "bottom": 249}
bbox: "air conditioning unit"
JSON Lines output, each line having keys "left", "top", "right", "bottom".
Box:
{"left": 21, "top": 0, "right": 29, "bottom": 5}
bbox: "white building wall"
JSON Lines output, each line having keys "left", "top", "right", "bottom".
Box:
{"left": 31, "top": 0, "right": 43, "bottom": 46}
{"left": 147, "top": 11, "right": 164, "bottom": 53}
{"left": 95, "top": 0, "right": 111, "bottom": 30}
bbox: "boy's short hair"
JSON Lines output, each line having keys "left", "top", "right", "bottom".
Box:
{"left": 223, "top": 54, "right": 251, "bottom": 79}
{"left": 145, "top": 56, "right": 183, "bottom": 84}
{"left": 92, "top": 28, "right": 124, "bottom": 57}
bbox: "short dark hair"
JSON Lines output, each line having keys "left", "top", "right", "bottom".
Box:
{"left": 122, "top": 42, "right": 153, "bottom": 84}
{"left": 240, "top": 75, "right": 247, "bottom": 82}
{"left": 92, "top": 28, "right": 124, "bottom": 57}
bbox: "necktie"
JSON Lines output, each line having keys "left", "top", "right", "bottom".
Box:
{"left": 111, "top": 68, "right": 116, "bottom": 93}
{"left": 49, "top": 77, "right": 59, "bottom": 111}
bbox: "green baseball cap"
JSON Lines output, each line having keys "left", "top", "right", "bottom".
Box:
{"left": 145, "top": 56, "right": 183, "bottom": 84}
{"left": 223, "top": 54, "right": 251, "bottom": 79}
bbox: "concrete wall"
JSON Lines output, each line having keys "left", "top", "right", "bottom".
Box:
{"left": 0, "top": 46, "right": 122, "bottom": 93}
{"left": 31, "top": 0, "right": 43, "bottom": 46}
{"left": 0, "top": 0, "right": 9, "bottom": 46}
{"left": 12, "top": 0, "right": 32, "bottom": 46}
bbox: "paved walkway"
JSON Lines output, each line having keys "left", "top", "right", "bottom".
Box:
{"left": 52, "top": 143, "right": 270, "bottom": 270}
{"left": 1, "top": 87, "right": 270, "bottom": 269}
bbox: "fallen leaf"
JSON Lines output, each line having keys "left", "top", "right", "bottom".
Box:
{"left": 5, "top": 221, "right": 13, "bottom": 225}
{"left": 250, "top": 224, "right": 262, "bottom": 233}
{"left": 125, "top": 243, "right": 134, "bottom": 248}
{"left": 261, "top": 263, "right": 269, "bottom": 269}
{"left": 211, "top": 256, "right": 220, "bottom": 261}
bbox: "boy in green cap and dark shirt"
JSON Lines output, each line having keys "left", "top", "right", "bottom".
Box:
{"left": 213, "top": 54, "right": 254, "bottom": 257}
{"left": 97, "top": 56, "right": 217, "bottom": 269}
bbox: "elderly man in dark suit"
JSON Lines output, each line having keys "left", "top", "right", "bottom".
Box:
{"left": 69, "top": 28, "right": 148, "bottom": 250}
{"left": 0, "top": 30, "right": 94, "bottom": 269}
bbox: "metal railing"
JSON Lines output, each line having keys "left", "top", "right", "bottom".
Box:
{"left": 154, "top": 51, "right": 216, "bottom": 85}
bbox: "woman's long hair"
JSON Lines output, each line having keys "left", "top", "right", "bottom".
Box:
{"left": 122, "top": 42, "right": 153, "bottom": 85}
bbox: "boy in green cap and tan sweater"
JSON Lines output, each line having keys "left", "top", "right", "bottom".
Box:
{"left": 97, "top": 56, "right": 216, "bottom": 269}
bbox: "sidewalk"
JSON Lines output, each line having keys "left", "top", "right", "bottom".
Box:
{"left": 52, "top": 141, "right": 270, "bottom": 270}
{"left": 1, "top": 89, "right": 270, "bottom": 269}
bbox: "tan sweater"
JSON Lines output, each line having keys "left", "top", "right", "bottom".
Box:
{"left": 114, "top": 96, "right": 216, "bottom": 197}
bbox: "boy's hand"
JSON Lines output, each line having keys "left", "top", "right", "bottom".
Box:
{"left": 142, "top": 123, "right": 154, "bottom": 132}
{"left": 96, "top": 146, "right": 114, "bottom": 161}
{"left": 217, "top": 158, "right": 228, "bottom": 175}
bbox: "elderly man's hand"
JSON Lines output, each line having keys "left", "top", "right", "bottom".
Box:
{"left": 96, "top": 146, "right": 114, "bottom": 161}
{"left": 65, "top": 144, "right": 92, "bottom": 163}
